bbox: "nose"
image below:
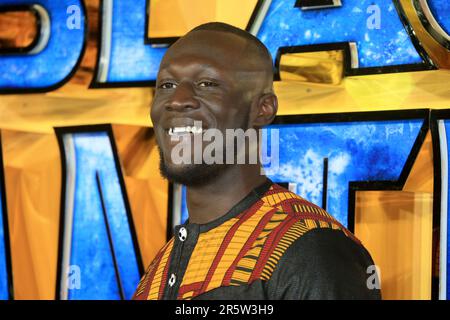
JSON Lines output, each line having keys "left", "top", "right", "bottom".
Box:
{"left": 165, "top": 82, "right": 200, "bottom": 112}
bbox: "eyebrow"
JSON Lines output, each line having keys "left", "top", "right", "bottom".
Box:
{"left": 157, "top": 63, "right": 231, "bottom": 83}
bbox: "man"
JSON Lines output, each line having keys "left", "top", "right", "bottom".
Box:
{"left": 133, "top": 22, "right": 381, "bottom": 300}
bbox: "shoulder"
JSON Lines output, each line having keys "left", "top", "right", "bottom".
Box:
{"left": 258, "top": 183, "right": 362, "bottom": 268}
{"left": 256, "top": 200, "right": 363, "bottom": 282}
{"left": 266, "top": 227, "right": 381, "bottom": 299}
{"left": 279, "top": 227, "right": 374, "bottom": 276}
{"left": 256, "top": 183, "right": 380, "bottom": 299}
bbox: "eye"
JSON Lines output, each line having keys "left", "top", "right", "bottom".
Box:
{"left": 198, "top": 80, "right": 218, "bottom": 88}
{"left": 158, "top": 82, "right": 177, "bottom": 89}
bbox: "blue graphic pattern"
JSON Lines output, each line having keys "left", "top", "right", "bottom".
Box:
{"left": 0, "top": 0, "right": 86, "bottom": 90}
{"left": 107, "top": 0, "right": 165, "bottom": 83}
{"left": 66, "top": 132, "right": 140, "bottom": 300}
{"left": 0, "top": 181, "right": 8, "bottom": 300}
{"left": 180, "top": 186, "right": 188, "bottom": 225}
{"left": 258, "top": 0, "right": 423, "bottom": 68}
{"left": 264, "top": 120, "right": 423, "bottom": 225}
{"left": 426, "top": 0, "right": 450, "bottom": 35}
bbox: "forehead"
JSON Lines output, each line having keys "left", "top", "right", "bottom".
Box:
{"left": 159, "top": 31, "right": 254, "bottom": 74}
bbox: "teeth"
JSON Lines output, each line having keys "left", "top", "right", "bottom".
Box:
{"left": 191, "top": 126, "right": 203, "bottom": 134}
{"left": 168, "top": 126, "right": 203, "bottom": 135}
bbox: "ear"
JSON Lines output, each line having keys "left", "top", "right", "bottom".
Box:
{"left": 251, "top": 93, "right": 278, "bottom": 128}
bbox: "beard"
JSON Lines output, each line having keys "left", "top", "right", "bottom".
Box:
{"left": 158, "top": 147, "right": 231, "bottom": 187}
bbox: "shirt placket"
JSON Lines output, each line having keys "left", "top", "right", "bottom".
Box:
{"left": 163, "top": 223, "right": 199, "bottom": 300}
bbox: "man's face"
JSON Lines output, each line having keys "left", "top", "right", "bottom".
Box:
{"left": 151, "top": 31, "right": 266, "bottom": 186}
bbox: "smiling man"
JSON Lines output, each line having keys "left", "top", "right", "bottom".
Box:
{"left": 132, "top": 22, "right": 381, "bottom": 300}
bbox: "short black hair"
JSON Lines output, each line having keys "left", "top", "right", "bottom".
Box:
{"left": 188, "top": 22, "right": 273, "bottom": 66}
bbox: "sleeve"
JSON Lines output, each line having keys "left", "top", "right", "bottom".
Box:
{"left": 266, "top": 227, "right": 382, "bottom": 300}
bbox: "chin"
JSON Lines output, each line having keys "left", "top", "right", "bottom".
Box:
{"left": 159, "top": 159, "right": 226, "bottom": 187}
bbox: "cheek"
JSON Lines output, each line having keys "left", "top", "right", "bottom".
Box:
{"left": 217, "top": 104, "right": 251, "bottom": 130}
{"left": 150, "top": 101, "right": 162, "bottom": 126}
{"left": 220, "top": 92, "right": 253, "bottom": 125}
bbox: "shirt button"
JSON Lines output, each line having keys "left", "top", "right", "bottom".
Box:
{"left": 168, "top": 273, "right": 176, "bottom": 287}
{"left": 178, "top": 227, "right": 187, "bottom": 242}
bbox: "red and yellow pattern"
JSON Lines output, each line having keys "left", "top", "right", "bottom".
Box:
{"left": 133, "top": 183, "right": 358, "bottom": 300}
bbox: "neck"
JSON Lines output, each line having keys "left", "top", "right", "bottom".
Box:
{"left": 186, "top": 164, "right": 267, "bottom": 224}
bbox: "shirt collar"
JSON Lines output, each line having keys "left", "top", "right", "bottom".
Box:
{"left": 180, "top": 177, "right": 274, "bottom": 233}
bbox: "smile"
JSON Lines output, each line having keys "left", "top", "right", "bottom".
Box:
{"left": 168, "top": 126, "right": 203, "bottom": 136}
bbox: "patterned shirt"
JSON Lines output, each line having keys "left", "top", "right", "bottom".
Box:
{"left": 133, "top": 178, "right": 381, "bottom": 300}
